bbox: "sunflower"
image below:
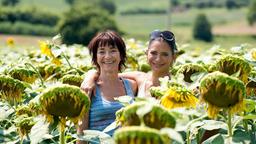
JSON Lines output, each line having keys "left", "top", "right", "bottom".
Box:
{"left": 39, "top": 41, "right": 53, "bottom": 57}
{"left": 199, "top": 71, "right": 246, "bottom": 118}
{"left": 114, "top": 126, "right": 169, "bottom": 144}
{"left": 6, "top": 37, "right": 14, "bottom": 47}
{"left": 116, "top": 102, "right": 176, "bottom": 130}
{"left": 16, "top": 105, "right": 33, "bottom": 117}
{"left": 60, "top": 74, "right": 83, "bottom": 87}
{"left": 39, "top": 84, "right": 90, "bottom": 128}
{"left": 251, "top": 48, "right": 256, "bottom": 60}
{"left": 246, "top": 71, "right": 256, "bottom": 97}
{"left": 215, "top": 55, "right": 251, "bottom": 83}
{"left": 9, "top": 67, "right": 37, "bottom": 83}
{"left": 44, "top": 63, "right": 62, "bottom": 79}
{"left": 176, "top": 63, "right": 207, "bottom": 83}
{"left": 160, "top": 86, "right": 198, "bottom": 109}
{"left": 0, "top": 75, "right": 26, "bottom": 104}
{"left": 15, "top": 116, "right": 35, "bottom": 138}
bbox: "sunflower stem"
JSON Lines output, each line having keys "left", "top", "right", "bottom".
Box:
{"left": 25, "top": 63, "right": 46, "bottom": 88}
{"left": 227, "top": 110, "right": 232, "bottom": 138}
{"left": 20, "top": 137, "right": 23, "bottom": 144}
{"left": 62, "top": 54, "right": 73, "bottom": 69}
{"left": 186, "top": 114, "right": 208, "bottom": 144}
{"left": 60, "top": 129, "right": 66, "bottom": 144}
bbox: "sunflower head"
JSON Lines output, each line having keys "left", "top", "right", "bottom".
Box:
{"left": 60, "top": 74, "right": 83, "bottom": 87}
{"left": 16, "top": 105, "right": 33, "bottom": 117}
{"left": 6, "top": 37, "right": 15, "bottom": 47}
{"left": 9, "top": 67, "right": 37, "bottom": 83}
{"left": 116, "top": 102, "right": 176, "bottom": 130}
{"left": 39, "top": 84, "right": 90, "bottom": 127}
{"left": 44, "top": 64, "right": 62, "bottom": 79}
{"left": 160, "top": 86, "right": 198, "bottom": 109}
{"left": 15, "top": 116, "right": 35, "bottom": 137}
{"left": 246, "top": 71, "right": 256, "bottom": 96}
{"left": 215, "top": 55, "right": 251, "bottom": 83}
{"left": 0, "top": 75, "right": 26, "bottom": 104}
{"left": 114, "top": 126, "right": 168, "bottom": 144}
{"left": 200, "top": 71, "right": 246, "bottom": 118}
{"left": 176, "top": 63, "right": 207, "bottom": 83}
{"left": 149, "top": 86, "right": 165, "bottom": 98}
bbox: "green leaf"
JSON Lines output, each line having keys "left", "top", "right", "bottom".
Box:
{"left": 52, "top": 34, "right": 61, "bottom": 42}
{"left": 114, "top": 95, "right": 132, "bottom": 106}
{"left": 160, "top": 128, "right": 184, "bottom": 144}
{"left": 231, "top": 70, "right": 241, "bottom": 78}
{"left": 244, "top": 99, "right": 256, "bottom": 113}
{"left": 202, "top": 134, "right": 225, "bottom": 144}
{"left": 103, "top": 121, "right": 119, "bottom": 133}
{"left": 73, "top": 130, "right": 114, "bottom": 144}
{"left": 201, "top": 120, "right": 227, "bottom": 131}
{"left": 136, "top": 104, "right": 153, "bottom": 119}
{"left": 232, "top": 129, "right": 250, "bottom": 143}
{"left": 29, "top": 116, "right": 50, "bottom": 144}
{"left": 243, "top": 114, "right": 256, "bottom": 120}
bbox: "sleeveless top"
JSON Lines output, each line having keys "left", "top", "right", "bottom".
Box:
{"left": 88, "top": 78, "right": 134, "bottom": 136}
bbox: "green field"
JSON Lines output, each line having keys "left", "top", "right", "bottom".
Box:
{"left": 1, "top": 0, "right": 256, "bottom": 49}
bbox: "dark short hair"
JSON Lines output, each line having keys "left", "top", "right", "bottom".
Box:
{"left": 88, "top": 30, "right": 126, "bottom": 71}
{"left": 149, "top": 30, "right": 177, "bottom": 55}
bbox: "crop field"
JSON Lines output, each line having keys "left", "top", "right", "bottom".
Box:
{"left": 0, "top": 0, "right": 256, "bottom": 143}
{"left": 0, "top": 36, "right": 256, "bottom": 143}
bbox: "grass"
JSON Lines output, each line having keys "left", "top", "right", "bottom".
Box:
{"left": 1, "top": 0, "right": 255, "bottom": 51}
{"left": 18, "top": 0, "right": 69, "bottom": 13}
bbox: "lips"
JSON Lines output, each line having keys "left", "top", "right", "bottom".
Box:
{"left": 152, "top": 63, "right": 165, "bottom": 68}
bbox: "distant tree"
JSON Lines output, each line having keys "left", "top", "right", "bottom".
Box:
{"left": 1, "top": 0, "right": 19, "bottom": 6}
{"left": 65, "top": 0, "right": 75, "bottom": 5}
{"left": 58, "top": 5, "right": 119, "bottom": 45}
{"left": 170, "top": 0, "right": 179, "bottom": 7}
{"left": 193, "top": 13, "right": 213, "bottom": 42}
{"left": 247, "top": 0, "right": 256, "bottom": 26}
{"left": 75, "top": 0, "right": 116, "bottom": 14}
{"left": 226, "top": 0, "right": 239, "bottom": 9}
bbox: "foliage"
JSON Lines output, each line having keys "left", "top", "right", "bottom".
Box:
{"left": 0, "top": 30, "right": 256, "bottom": 144}
{"left": 193, "top": 13, "right": 213, "bottom": 42}
{"left": 0, "top": 7, "right": 59, "bottom": 26}
{"left": 247, "top": 0, "right": 256, "bottom": 26}
{"left": 74, "top": 0, "right": 116, "bottom": 15}
{"left": 58, "top": 5, "right": 119, "bottom": 45}
{"left": 0, "top": 21, "right": 56, "bottom": 36}
{"left": 64, "top": 0, "right": 75, "bottom": 5}
{"left": 1, "top": 0, "right": 19, "bottom": 6}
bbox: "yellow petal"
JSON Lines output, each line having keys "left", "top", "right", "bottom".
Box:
{"left": 51, "top": 57, "right": 62, "bottom": 66}
{"left": 39, "top": 41, "right": 53, "bottom": 57}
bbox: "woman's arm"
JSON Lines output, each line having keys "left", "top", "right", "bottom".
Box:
{"left": 80, "top": 70, "right": 99, "bottom": 96}
{"left": 76, "top": 113, "right": 89, "bottom": 144}
{"left": 119, "top": 71, "right": 145, "bottom": 86}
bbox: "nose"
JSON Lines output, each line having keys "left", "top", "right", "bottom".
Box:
{"left": 105, "top": 51, "right": 112, "bottom": 59}
{"left": 155, "top": 54, "right": 161, "bottom": 62}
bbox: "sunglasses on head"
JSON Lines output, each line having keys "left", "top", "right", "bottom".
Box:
{"left": 150, "top": 30, "right": 175, "bottom": 42}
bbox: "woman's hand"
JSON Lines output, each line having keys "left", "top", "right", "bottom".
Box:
{"left": 80, "top": 70, "right": 99, "bottom": 96}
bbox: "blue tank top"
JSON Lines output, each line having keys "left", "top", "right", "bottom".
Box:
{"left": 88, "top": 78, "right": 134, "bottom": 136}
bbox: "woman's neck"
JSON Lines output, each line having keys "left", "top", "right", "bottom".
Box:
{"left": 98, "top": 71, "right": 119, "bottom": 83}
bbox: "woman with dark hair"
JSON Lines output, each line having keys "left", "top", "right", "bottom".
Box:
{"left": 77, "top": 30, "right": 137, "bottom": 143}
{"left": 81, "top": 30, "right": 177, "bottom": 98}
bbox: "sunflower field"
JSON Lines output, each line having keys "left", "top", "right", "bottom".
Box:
{"left": 0, "top": 35, "right": 256, "bottom": 144}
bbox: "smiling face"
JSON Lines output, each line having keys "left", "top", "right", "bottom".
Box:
{"left": 97, "top": 45, "right": 121, "bottom": 72}
{"left": 147, "top": 39, "right": 175, "bottom": 74}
